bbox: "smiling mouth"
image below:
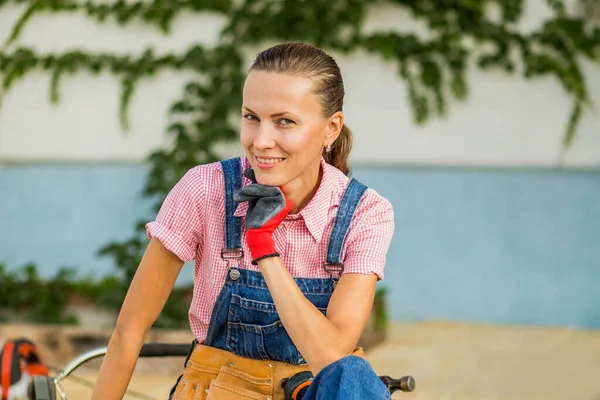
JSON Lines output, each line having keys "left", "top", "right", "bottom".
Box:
{"left": 255, "top": 156, "right": 285, "bottom": 165}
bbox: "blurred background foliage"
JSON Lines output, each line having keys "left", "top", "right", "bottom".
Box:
{"left": 0, "top": 0, "right": 598, "bottom": 328}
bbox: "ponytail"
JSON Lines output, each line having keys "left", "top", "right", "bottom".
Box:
{"left": 323, "top": 124, "right": 352, "bottom": 176}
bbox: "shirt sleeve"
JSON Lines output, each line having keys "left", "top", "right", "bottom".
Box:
{"left": 145, "top": 167, "right": 205, "bottom": 263}
{"left": 340, "top": 192, "right": 395, "bottom": 280}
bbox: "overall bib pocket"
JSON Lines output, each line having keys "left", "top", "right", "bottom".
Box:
{"left": 226, "top": 294, "right": 327, "bottom": 363}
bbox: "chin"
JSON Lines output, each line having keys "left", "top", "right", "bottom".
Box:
{"left": 253, "top": 172, "right": 285, "bottom": 187}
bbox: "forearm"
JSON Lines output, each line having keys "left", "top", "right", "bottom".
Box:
{"left": 91, "top": 238, "right": 184, "bottom": 399}
{"left": 91, "top": 328, "right": 146, "bottom": 400}
{"left": 258, "top": 257, "right": 353, "bottom": 374}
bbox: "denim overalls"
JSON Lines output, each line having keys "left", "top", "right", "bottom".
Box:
{"left": 170, "top": 157, "right": 390, "bottom": 399}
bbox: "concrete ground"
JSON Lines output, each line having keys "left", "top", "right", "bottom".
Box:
{"left": 51, "top": 321, "right": 600, "bottom": 399}
{"left": 367, "top": 321, "right": 600, "bottom": 400}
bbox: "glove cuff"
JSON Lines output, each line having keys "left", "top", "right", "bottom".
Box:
{"left": 246, "top": 230, "right": 277, "bottom": 264}
{"left": 251, "top": 253, "right": 280, "bottom": 265}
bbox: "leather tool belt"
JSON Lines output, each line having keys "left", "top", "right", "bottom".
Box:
{"left": 170, "top": 342, "right": 365, "bottom": 400}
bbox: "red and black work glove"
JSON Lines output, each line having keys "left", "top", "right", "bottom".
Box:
{"left": 234, "top": 169, "right": 293, "bottom": 264}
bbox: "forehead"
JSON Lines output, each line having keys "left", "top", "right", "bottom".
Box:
{"left": 242, "top": 71, "right": 321, "bottom": 115}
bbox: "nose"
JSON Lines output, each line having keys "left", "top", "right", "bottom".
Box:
{"left": 253, "top": 122, "right": 277, "bottom": 151}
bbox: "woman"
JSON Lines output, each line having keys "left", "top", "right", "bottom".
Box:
{"left": 91, "top": 41, "right": 395, "bottom": 400}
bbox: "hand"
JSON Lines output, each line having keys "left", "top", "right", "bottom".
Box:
{"left": 233, "top": 169, "right": 293, "bottom": 264}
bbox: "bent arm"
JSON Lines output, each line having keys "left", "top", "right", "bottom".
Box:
{"left": 91, "top": 238, "right": 184, "bottom": 400}
{"left": 258, "top": 257, "right": 377, "bottom": 375}
{"left": 260, "top": 197, "right": 394, "bottom": 375}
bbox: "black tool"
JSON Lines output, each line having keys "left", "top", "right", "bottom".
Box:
{"left": 282, "top": 371, "right": 416, "bottom": 399}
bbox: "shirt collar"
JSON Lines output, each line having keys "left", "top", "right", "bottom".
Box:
{"left": 233, "top": 157, "right": 335, "bottom": 243}
{"left": 233, "top": 157, "right": 252, "bottom": 218}
{"left": 297, "top": 157, "right": 335, "bottom": 243}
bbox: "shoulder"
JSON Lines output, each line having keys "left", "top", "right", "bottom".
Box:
{"left": 178, "top": 160, "right": 225, "bottom": 187}
{"left": 324, "top": 166, "right": 394, "bottom": 279}
{"left": 173, "top": 158, "right": 244, "bottom": 198}
{"left": 351, "top": 186, "right": 394, "bottom": 235}
{"left": 325, "top": 163, "right": 394, "bottom": 225}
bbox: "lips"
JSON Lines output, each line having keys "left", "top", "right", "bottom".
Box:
{"left": 255, "top": 156, "right": 285, "bottom": 165}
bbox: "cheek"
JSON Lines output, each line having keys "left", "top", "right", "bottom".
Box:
{"left": 240, "top": 124, "right": 254, "bottom": 147}
{"left": 281, "top": 127, "right": 323, "bottom": 153}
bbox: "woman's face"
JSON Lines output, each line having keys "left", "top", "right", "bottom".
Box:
{"left": 240, "top": 70, "right": 341, "bottom": 188}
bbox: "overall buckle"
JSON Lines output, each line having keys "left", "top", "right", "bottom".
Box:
{"left": 221, "top": 248, "right": 244, "bottom": 259}
{"left": 222, "top": 248, "right": 244, "bottom": 281}
{"left": 322, "top": 262, "right": 343, "bottom": 273}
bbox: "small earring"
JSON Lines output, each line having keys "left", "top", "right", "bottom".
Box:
{"left": 325, "top": 144, "right": 332, "bottom": 153}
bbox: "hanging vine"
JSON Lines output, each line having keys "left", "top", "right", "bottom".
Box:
{"left": 1, "top": 0, "right": 599, "bottom": 326}
{"left": 0, "top": 0, "right": 231, "bottom": 49}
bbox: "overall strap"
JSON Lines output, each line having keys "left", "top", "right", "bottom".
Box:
{"left": 220, "top": 158, "right": 244, "bottom": 262}
{"left": 323, "top": 178, "right": 368, "bottom": 276}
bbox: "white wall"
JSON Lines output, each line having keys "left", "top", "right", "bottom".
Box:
{"left": 0, "top": 0, "right": 598, "bottom": 168}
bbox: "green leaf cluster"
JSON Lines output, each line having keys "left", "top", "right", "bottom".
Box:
{"left": 0, "top": 262, "right": 114, "bottom": 325}
{"left": 0, "top": 262, "right": 193, "bottom": 328}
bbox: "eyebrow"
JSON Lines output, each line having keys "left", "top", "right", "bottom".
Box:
{"left": 242, "top": 106, "right": 294, "bottom": 118}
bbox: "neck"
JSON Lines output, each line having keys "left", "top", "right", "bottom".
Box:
{"left": 281, "top": 162, "right": 322, "bottom": 214}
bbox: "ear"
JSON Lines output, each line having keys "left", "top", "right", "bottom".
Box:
{"left": 324, "top": 111, "right": 344, "bottom": 147}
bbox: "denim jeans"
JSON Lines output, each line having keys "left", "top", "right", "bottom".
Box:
{"left": 303, "top": 356, "right": 391, "bottom": 400}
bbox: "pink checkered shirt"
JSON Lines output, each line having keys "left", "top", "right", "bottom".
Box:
{"left": 146, "top": 157, "right": 395, "bottom": 342}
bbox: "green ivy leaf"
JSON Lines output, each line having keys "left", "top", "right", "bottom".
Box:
{"left": 564, "top": 101, "right": 582, "bottom": 147}
{"left": 1, "top": 0, "right": 39, "bottom": 51}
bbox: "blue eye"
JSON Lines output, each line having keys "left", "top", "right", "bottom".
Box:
{"left": 278, "top": 118, "right": 295, "bottom": 125}
{"left": 244, "top": 114, "right": 258, "bottom": 121}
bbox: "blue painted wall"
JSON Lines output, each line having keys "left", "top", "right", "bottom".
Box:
{"left": 1, "top": 163, "right": 599, "bottom": 329}
{"left": 0, "top": 163, "right": 157, "bottom": 278}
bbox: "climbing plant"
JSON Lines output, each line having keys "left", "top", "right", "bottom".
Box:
{"left": 1, "top": 0, "right": 599, "bottom": 325}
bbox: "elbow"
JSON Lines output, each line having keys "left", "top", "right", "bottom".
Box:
{"left": 113, "top": 315, "right": 148, "bottom": 351}
{"left": 310, "top": 341, "right": 356, "bottom": 376}
{"left": 310, "top": 353, "right": 342, "bottom": 376}
{"left": 107, "top": 324, "right": 147, "bottom": 362}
